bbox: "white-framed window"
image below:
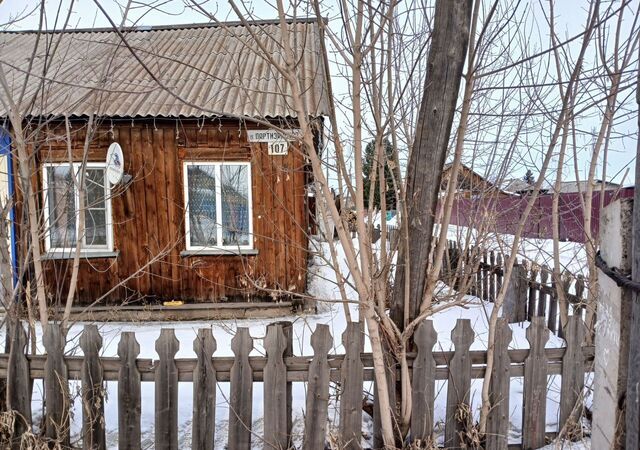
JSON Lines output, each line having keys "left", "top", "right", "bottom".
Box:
{"left": 183, "top": 161, "right": 253, "bottom": 251}
{"left": 42, "top": 162, "right": 113, "bottom": 253}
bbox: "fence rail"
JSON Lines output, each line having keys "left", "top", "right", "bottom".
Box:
{"left": 1, "top": 317, "right": 593, "bottom": 449}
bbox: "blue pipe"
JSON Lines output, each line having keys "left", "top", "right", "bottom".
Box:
{"left": 0, "top": 128, "right": 17, "bottom": 287}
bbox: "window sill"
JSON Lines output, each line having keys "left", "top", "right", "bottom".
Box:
{"left": 180, "top": 248, "right": 259, "bottom": 257}
{"left": 43, "top": 250, "right": 120, "bottom": 260}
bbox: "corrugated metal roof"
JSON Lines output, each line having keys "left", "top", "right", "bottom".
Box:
{"left": 0, "top": 19, "right": 329, "bottom": 119}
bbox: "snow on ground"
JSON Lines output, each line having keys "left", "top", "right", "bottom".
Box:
{"left": 1, "top": 229, "right": 588, "bottom": 448}
{"left": 536, "top": 439, "right": 591, "bottom": 449}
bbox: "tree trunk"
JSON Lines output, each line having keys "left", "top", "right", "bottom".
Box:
{"left": 391, "top": 0, "right": 473, "bottom": 327}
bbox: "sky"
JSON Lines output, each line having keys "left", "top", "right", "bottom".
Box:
{"left": 0, "top": 0, "right": 638, "bottom": 187}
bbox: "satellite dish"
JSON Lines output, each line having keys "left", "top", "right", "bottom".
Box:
{"left": 106, "top": 142, "right": 124, "bottom": 185}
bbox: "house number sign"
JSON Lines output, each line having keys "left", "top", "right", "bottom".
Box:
{"left": 247, "top": 129, "right": 302, "bottom": 156}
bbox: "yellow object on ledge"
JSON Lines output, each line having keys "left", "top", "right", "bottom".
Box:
{"left": 163, "top": 300, "right": 184, "bottom": 307}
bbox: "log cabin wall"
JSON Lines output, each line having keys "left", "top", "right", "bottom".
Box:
{"left": 27, "top": 118, "right": 310, "bottom": 305}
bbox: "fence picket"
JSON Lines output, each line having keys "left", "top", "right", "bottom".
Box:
{"left": 155, "top": 329, "right": 179, "bottom": 450}
{"left": 523, "top": 317, "right": 549, "bottom": 449}
{"left": 504, "top": 264, "right": 527, "bottom": 323}
{"left": 80, "top": 324, "right": 106, "bottom": 450}
{"left": 486, "top": 318, "right": 512, "bottom": 450}
{"left": 490, "top": 251, "right": 496, "bottom": 301}
{"left": 268, "top": 320, "right": 294, "bottom": 442}
{"left": 229, "top": 327, "right": 254, "bottom": 450}
{"left": 549, "top": 272, "right": 559, "bottom": 334}
{"left": 560, "top": 316, "right": 586, "bottom": 431}
{"left": 43, "top": 323, "right": 70, "bottom": 447}
{"left": 482, "top": 250, "right": 490, "bottom": 301}
{"left": 303, "top": 324, "right": 332, "bottom": 450}
{"left": 445, "top": 319, "right": 474, "bottom": 448}
{"left": 411, "top": 320, "right": 437, "bottom": 445}
{"left": 539, "top": 266, "right": 550, "bottom": 317}
{"left": 496, "top": 253, "right": 504, "bottom": 299}
{"left": 339, "top": 322, "right": 363, "bottom": 450}
{"left": 528, "top": 265, "right": 538, "bottom": 321}
{"left": 6, "top": 322, "right": 30, "bottom": 450}
{"left": 118, "top": 332, "right": 141, "bottom": 450}
{"left": 192, "top": 329, "right": 217, "bottom": 450}
{"left": 264, "top": 324, "right": 288, "bottom": 450}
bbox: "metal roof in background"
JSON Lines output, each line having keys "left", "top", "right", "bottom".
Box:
{"left": 0, "top": 19, "right": 329, "bottom": 119}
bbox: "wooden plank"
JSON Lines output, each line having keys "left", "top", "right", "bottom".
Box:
{"left": 482, "top": 250, "right": 489, "bottom": 301}
{"left": 538, "top": 266, "right": 550, "bottom": 317}
{"left": 163, "top": 127, "right": 181, "bottom": 298}
{"left": 192, "top": 329, "right": 217, "bottom": 450}
{"left": 486, "top": 318, "right": 513, "bottom": 450}
{"left": 496, "top": 253, "right": 504, "bottom": 300}
{"left": 142, "top": 126, "right": 161, "bottom": 295}
{"left": 152, "top": 127, "right": 171, "bottom": 297}
{"left": 263, "top": 324, "right": 288, "bottom": 450}
{"left": 303, "top": 324, "right": 332, "bottom": 450}
{"left": 6, "top": 322, "right": 31, "bottom": 449}
{"left": 155, "top": 329, "right": 180, "bottom": 450}
{"left": 527, "top": 265, "right": 538, "bottom": 321}
{"left": 444, "top": 319, "right": 474, "bottom": 448}
{"left": 411, "top": 320, "right": 437, "bottom": 445}
{"left": 549, "top": 271, "right": 559, "bottom": 334}
{"left": 80, "top": 325, "right": 105, "bottom": 450}
{"left": 118, "top": 332, "right": 141, "bottom": 450}
{"left": 267, "top": 321, "right": 293, "bottom": 440}
{"left": 504, "top": 264, "right": 527, "bottom": 323}
{"left": 522, "top": 317, "right": 549, "bottom": 449}
{"left": 339, "top": 322, "right": 363, "bottom": 450}
{"left": 489, "top": 251, "right": 496, "bottom": 301}
{"left": 43, "top": 323, "right": 70, "bottom": 447}
{"left": 228, "top": 328, "right": 254, "bottom": 450}
{"left": 559, "top": 315, "right": 585, "bottom": 433}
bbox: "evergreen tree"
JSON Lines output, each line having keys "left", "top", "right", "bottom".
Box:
{"left": 363, "top": 139, "right": 397, "bottom": 210}
{"left": 523, "top": 169, "right": 535, "bottom": 184}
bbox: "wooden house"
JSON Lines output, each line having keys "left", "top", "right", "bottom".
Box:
{"left": 0, "top": 20, "right": 329, "bottom": 306}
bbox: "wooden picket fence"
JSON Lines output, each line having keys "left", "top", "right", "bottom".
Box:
{"left": 0, "top": 317, "right": 593, "bottom": 449}
{"left": 442, "top": 240, "right": 586, "bottom": 337}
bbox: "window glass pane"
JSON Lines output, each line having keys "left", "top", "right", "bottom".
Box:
{"left": 221, "top": 165, "right": 250, "bottom": 246}
{"left": 83, "top": 168, "right": 108, "bottom": 247}
{"left": 187, "top": 165, "right": 217, "bottom": 247}
{"left": 85, "top": 168, "right": 106, "bottom": 210}
{"left": 46, "top": 166, "right": 77, "bottom": 248}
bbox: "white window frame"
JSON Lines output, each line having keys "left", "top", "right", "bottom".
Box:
{"left": 183, "top": 161, "right": 253, "bottom": 251}
{"left": 42, "top": 162, "right": 114, "bottom": 253}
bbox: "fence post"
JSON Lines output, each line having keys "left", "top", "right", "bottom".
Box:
{"left": 6, "top": 321, "right": 30, "bottom": 449}
{"left": 43, "top": 323, "right": 70, "bottom": 447}
{"left": 263, "top": 324, "right": 288, "bottom": 450}
{"left": 155, "top": 329, "right": 179, "bottom": 450}
{"left": 303, "top": 324, "right": 332, "bottom": 450}
{"left": 444, "top": 319, "right": 473, "bottom": 448}
{"left": 192, "top": 329, "right": 217, "bottom": 450}
{"left": 482, "top": 250, "right": 489, "bottom": 301}
{"left": 504, "top": 264, "right": 527, "bottom": 323}
{"left": 593, "top": 199, "right": 632, "bottom": 449}
{"left": 522, "top": 317, "right": 549, "bottom": 449}
{"left": 486, "top": 318, "right": 512, "bottom": 450}
{"left": 118, "top": 332, "right": 141, "bottom": 450}
{"left": 229, "top": 327, "right": 254, "bottom": 450}
{"left": 559, "top": 315, "right": 585, "bottom": 434}
{"left": 411, "top": 320, "right": 437, "bottom": 446}
{"left": 339, "top": 322, "right": 363, "bottom": 450}
{"left": 80, "top": 324, "right": 105, "bottom": 450}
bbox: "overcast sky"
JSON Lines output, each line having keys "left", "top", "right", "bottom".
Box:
{"left": 0, "top": 0, "right": 637, "bottom": 186}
